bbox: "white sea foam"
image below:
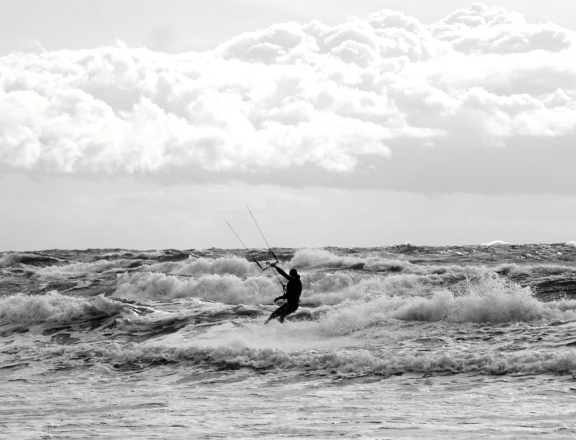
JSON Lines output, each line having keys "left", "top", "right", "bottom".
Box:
{"left": 308, "top": 274, "right": 576, "bottom": 337}
{"left": 111, "top": 272, "right": 576, "bottom": 341}
{"left": 113, "top": 261, "right": 576, "bottom": 321}
{"left": 304, "top": 273, "right": 437, "bottom": 306}
{"left": 291, "top": 248, "right": 351, "bottom": 268}
{"left": 113, "top": 269, "right": 443, "bottom": 306}
{"left": 144, "top": 256, "right": 260, "bottom": 278}
{"left": 114, "top": 272, "right": 279, "bottom": 304}
{"left": 4, "top": 277, "right": 576, "bottom": 379}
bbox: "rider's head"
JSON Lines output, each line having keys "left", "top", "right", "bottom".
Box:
{"left": 290, "top": 268, "right": 298, "bottom": 277}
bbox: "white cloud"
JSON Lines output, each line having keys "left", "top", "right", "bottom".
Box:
{"left": 432, "top": 3, "right": 572, "bottom": 54}
{"left": 0, "top": 3, "right": 575, "bottom": 176}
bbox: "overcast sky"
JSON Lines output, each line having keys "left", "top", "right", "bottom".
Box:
{"left": 1, "top": 1, "right": 575, "bottom": 251}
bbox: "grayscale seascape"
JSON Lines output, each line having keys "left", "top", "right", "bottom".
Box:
{"left": 2, "top": 1, "right": 576, "bottom": 438}
{"left": 2, "top": 243, "right": 576, "bottom": 438}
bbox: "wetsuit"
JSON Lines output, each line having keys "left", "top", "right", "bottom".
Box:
{"left": 265, "top": 267, "right": 302, "bottom": 324}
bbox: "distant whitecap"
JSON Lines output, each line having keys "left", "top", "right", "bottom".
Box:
{"left": 482, "top": 240, "right": 510, "bottom": 246}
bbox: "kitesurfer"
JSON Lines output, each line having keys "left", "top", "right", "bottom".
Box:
{"left": 265, "top": 262, "right": 302, "bottom": 324}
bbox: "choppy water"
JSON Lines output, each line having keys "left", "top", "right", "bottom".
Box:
{"left": 2, "top": 243, "right": 576, "bottom": 439}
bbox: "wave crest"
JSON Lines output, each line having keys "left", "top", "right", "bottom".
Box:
{"left": 144, "top": 256, "right": 260, "bottom": 278}
{"left": 0, "top": 292, "right": 125, "bottom": 326}
{"left": 29, "top": 342, "right": 576, "bottom": 377}
{"left": 0, "top": 252, "right": 63, "bottom": 267}
{"left": 315, "top": 274, "right": 576, "bottom": 336}
{"left": 114, "top": 272, "right": 279, "bottom": 304}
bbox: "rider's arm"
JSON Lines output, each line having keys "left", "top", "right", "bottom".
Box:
{"left": 272, "top": 264, "right": 292, "bottom": 281}
{"left": 271, "top": 263, "right": 290, "bottom": 302}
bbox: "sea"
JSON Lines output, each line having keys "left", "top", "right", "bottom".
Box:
{"left": 2, "top": 243, "right": 576, "bottom": 439}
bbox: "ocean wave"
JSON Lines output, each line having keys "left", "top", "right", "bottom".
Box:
{"left": 290, "top": 248, "right": 478, "bottom": 276}
{"left": 0, "top": 252, "right": 63, "bottom": 267}
{"left": 419, "top": 274, "right": 576, "bottom": 324}
{"left": 101, "top": 249, "right": 192, "bottom": 262}
{"left": 292, "top": 248, "right": 393, "bottom": 271}
{"left": 495, "top": 263, "right": 576, "bottom": 277}
{"left": 303, "top": 273, "right": 439, "bottom": 306}
{"left": 0, "top": 292, "right": 125, "bottom": 326}
{"left": 291, "top": 249, "right": 576, "bottom": 281}
{"left": 144, "top": 256, "right": 260, "bottom": 278}
{"left": 290, "top": 248, "right": 413, "bottom": 272}
{"left": 21, "top": 341, "right": 576, "bottom": 377}
{"left": 111, "top": 273, "right": 576, "bottom": 340}
{"left": 102, "top": 250, "right": 162, "bottom": 259}
{"left": 113, "top": 269, "right": 445, "bottom": 306}
{"left": 114, "top": 272, "right": 279, "bottom": 304}
{"left": 30, "top": 259, "right": 140, "bottom": 278}
{"left": 311, "top": 274, "right": 576, "bottom": 336}
{"left": 291, "top": 248, "right": 355, "bottom": 268}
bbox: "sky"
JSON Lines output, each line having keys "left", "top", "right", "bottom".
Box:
{"left": 1, "top": 1, "right": 576, "bottom": 251}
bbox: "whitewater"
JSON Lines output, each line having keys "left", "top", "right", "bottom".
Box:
{"left": 2, "top": 243, "right": 576, "bottom": 439}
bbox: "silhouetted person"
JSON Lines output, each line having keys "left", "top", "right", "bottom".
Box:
{"left": 265, "top": 262, "right": 302, "bottom": 324}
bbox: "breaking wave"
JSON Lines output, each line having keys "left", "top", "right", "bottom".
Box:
{"left": 4, "top": 245, "right": 576, "bottom": 384}
{"left": 113, "top": 272, "right": 278, "bottom": 304}
{"left": 495, "top": 263, "right": 576, "bottom": 276}
{"left": 144, "top": 256, "right": 260, "bottom": 278}
{"left": 315, "top": 274, "right": 576, "bottom": 336}
{"left": 30, "top": 259, "right": 139, "bottom": 278}
{"left": 0, "top": 292, "right": 125, "bottom": 326}
{"left": 3, "top": 277, "right": 576, "bottom": 379}
{"left": 0, "top": 252, "right": 63, "bottom": 267}
{"left": 13, "top": 338, "right": 576, "bottom": 377}
{"left": 290, "top": 248, "right": 480, "bottom": 276}
{"left": 112, "top": 271, "right": 576, "bottom": 329}
{"left": 113, "top": 270, "right": 443, "bottom": 306}
{"left": 291, "top": 248, "right": 413, "bottom": 272}
{"left": 392, "top": 277, "right": 576, "bottom": 324}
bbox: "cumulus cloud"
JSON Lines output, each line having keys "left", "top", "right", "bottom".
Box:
{"left": 432, "top": 3, "right": 572, "bottom": 54}
{"left": 0, "top": 3, "right": 575, "bottom": 175}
